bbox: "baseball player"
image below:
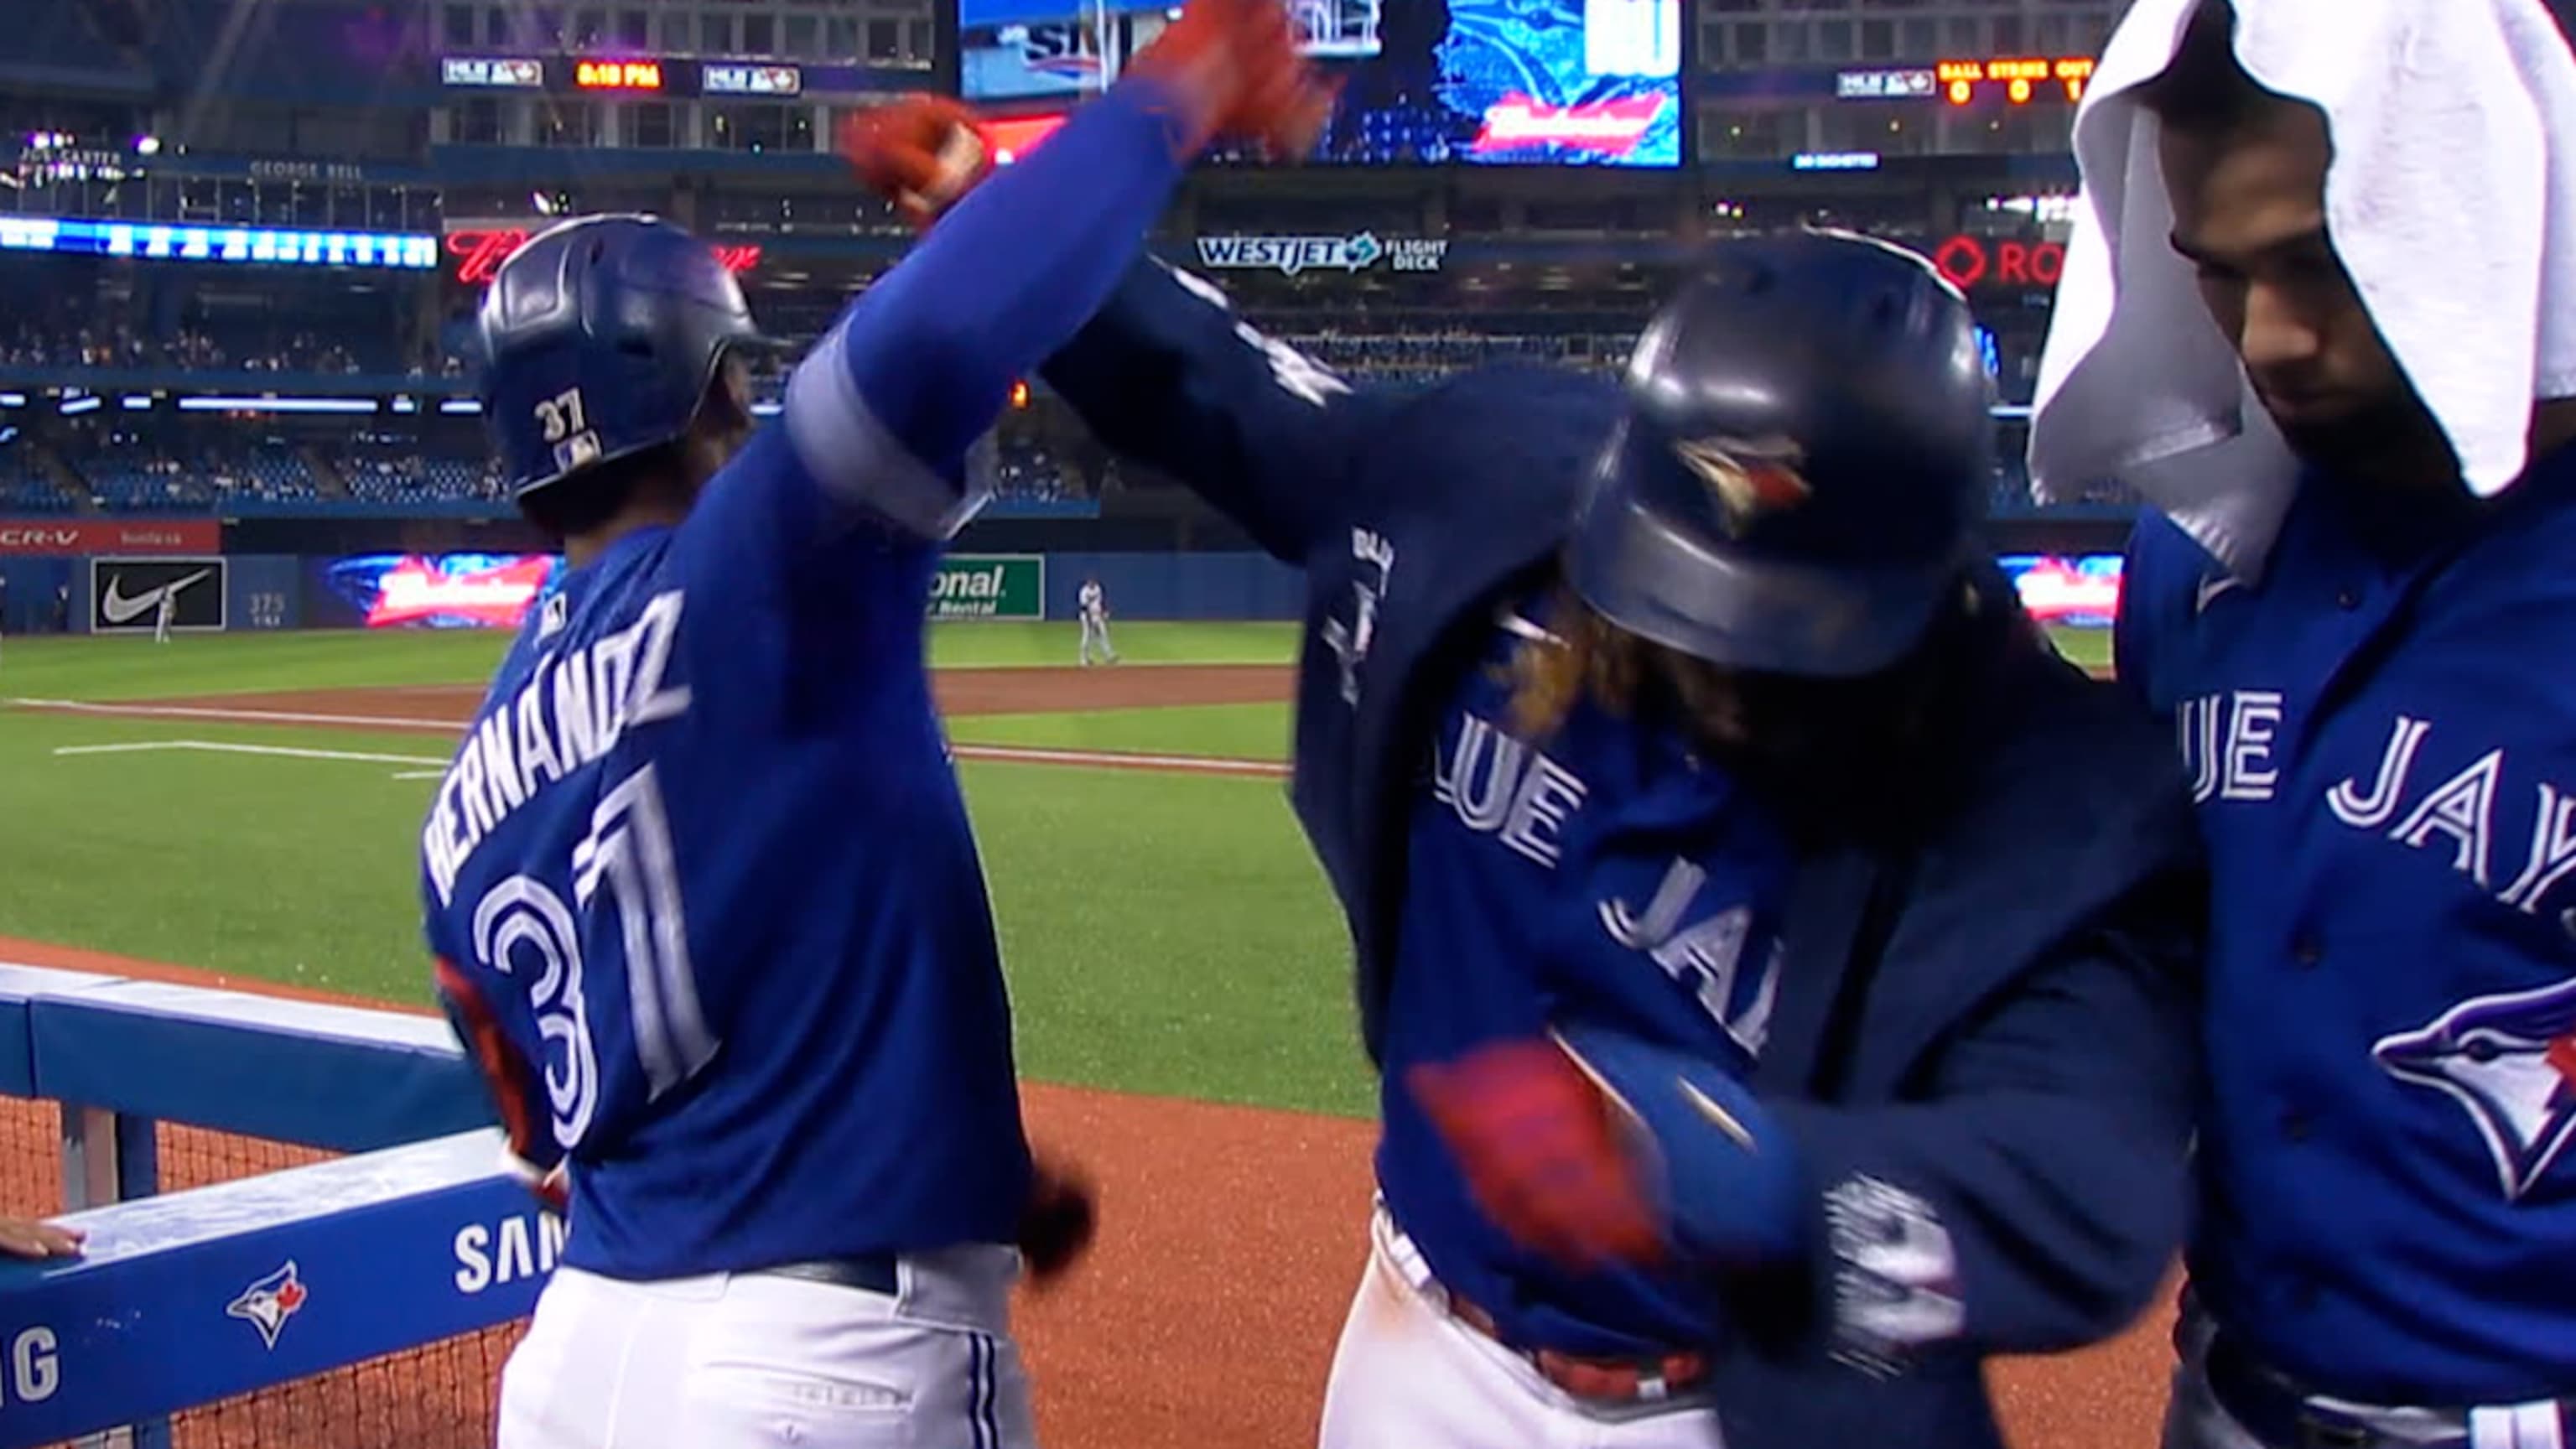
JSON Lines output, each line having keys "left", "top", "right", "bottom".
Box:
{"left": 153, "top": 587, "right": 173, "bottom": 645}
{"left": 418, "top": 16, "right": 1329, "bottom": 1448}
{"left": 871, "top": 132, "right": 2205, "bottom": 1449}
{"left": 1076, "top": 575, "right": 1117, "bottom": 664}
{"left": 2030, "top": 3, "right": 2576, "bottom": 1446}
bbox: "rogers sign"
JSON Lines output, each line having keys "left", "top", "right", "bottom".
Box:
{"left": 446, "top": 230, "right": 763, "bottom": 286}
{"left": 0, "top": 519, "right": 221, "bottom": 556}
{"left": 1932, "top": 235, "right": 2067, "bottom": 291}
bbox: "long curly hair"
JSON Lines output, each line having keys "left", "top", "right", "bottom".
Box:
{"left": 1503, "top": 572, "right": 2006, "bottom": 843}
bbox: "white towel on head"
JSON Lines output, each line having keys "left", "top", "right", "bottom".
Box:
{"left": 2027, "top": 0, "right": 2576, "bottom": 578}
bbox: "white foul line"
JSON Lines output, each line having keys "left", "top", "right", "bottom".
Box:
{"left": 20, "top": 700, "right": 1287, "bottom": 780}
{"left": 52, "top": 740, "right": 451, "bottom": 767}
{"left": 948, "top": 742, "right": 1284, "bottom": 777}
{"left": 13, "top": 698, "right": 460, "bottom": 731}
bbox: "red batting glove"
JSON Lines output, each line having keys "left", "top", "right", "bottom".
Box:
{"left": 839, "top": 95, "right": 996, "bottom": 230}
{"left": 1408, "top": 1040, "right": 1665, "bottom": 1274}
{"left": 1120, "top": 0, "right": 1336, "bottom": 159}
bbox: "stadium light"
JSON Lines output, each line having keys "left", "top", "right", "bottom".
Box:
{"left": 60, "top": 396, "right": 101, "bottom": 415}
{"left": 1992, "top": 403, "right": 2033, "bottom": 420}
{"left": 176, "top": 397, "right": 380, "bottom": 415}
{"left": 121, "top": 396, "right": 153, "bottom": 410}
{"left": 439, "top": 399, "right": 483, "bottom": 415}
{"left": 0, "top": 393, "right": 23, "bottom": 408}
{"left": 391, "top": 397, "right": 419, "bottom": 414}
{"left": 750, "top": 401, "right": 782, "bottom": 418}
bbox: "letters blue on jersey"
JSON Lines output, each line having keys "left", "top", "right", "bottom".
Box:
{"left": 2119, "top": 446, "right": 2576, "bottom": 1403}
{"left": 1377, "top": 592, "right": 1794, "bottom": 1357}
{"left": 418, "top": 423, "right": 1030, "bottom": 1281}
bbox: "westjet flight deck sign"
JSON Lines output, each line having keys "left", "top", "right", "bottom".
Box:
{"left": 1194, "top": 232, "right": 1449, "bottom": 276}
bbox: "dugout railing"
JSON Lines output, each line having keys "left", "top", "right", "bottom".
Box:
{"left": 0, "top": 963, "right": 538, "bottom": 1448}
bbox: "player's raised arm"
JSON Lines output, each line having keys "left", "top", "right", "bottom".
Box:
{"left": 1036, "top": 258, "right": 1391, "bottom": 564}
{"left": 843, "top": 109, "right": 1389, "bottom": 568}
{"left": 784, "top": 0, "right": 1333, "bottom": 542}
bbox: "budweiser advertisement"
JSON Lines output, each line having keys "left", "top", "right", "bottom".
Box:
{"left": 445, "top": 228, "right": 762, "bottom": 287}
{"left": 0, "top": 520, "right": 221, "bottom": 557}
{"left": 326, "top": 551, "right": 564, "bottom": 629}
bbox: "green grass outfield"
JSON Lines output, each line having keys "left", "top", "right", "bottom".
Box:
{"left": 0, "top": 620, "right": 2111, "bottom": 1119}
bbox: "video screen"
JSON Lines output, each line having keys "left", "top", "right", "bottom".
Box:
{"left": 958, "top": 0, "right": 1680, "bottom": 166}
{"left": 327, "top": 552, "right": 564, "bottom": 630}
{"left": 1998, "top": 553, "right": 2122, "bottom": 629}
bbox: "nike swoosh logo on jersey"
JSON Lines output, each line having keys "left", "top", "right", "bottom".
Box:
{"left": 101, "top": 569, "right": 211, "bottom": 625}
{"left": 2194, "top": 574, "right": 2245, "bottom": 615}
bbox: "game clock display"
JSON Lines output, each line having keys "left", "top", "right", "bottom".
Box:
{"left": 958, "top": 0, "right": 1680, "bottom": 166}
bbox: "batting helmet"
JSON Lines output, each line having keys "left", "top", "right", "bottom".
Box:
{"left": 475, "top": 215, "right": 775, "bottom": 499}
{"left": 1566, "top": 231, "right": 1994, "bottom": 678}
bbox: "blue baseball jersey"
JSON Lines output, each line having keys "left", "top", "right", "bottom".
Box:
{"left": 417, "top": 76, "right": 1207, "bottom": 1284}
{"left": 1378, "top": 591, "right": 1794, "bottom": 1357}
{"left": 2119, "top": 445, "right": 2576, "bottom": 1403}
{"left": 419, "top": 418, "right": 1031, "bottom": 1282}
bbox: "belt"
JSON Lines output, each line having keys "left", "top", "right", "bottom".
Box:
{"left": 759, "top": 1254, "right": 901, "bottom": 1296}
{"left": 2205, "top": 1331, "right": 2576, "bottom": 1449}
{"left": 1442, "top": 1291, "right": 1711, "bottom": 1406}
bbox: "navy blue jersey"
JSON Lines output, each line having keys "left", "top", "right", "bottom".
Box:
{"left": 420, "top": 425, "right": 1030, "bottom": 1280}
{"left": 1379, "top": 595, "right": 1793, "bottom": 1355}
{"left": 2119, "top": 445, "right": 2576, "bottom": 1403}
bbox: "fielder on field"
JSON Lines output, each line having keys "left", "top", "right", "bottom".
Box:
{"left": 2033, "top": 3, "right": 2576, "bottom": 1445}
{"left": 869, "top": 127, "right": 2205, "bottom": 1449}
{"left": 1076, "top": 575, "right": 1117, "bottom": 665}
{"left": 416, "top": 12, "right": 1330, "bottom": 1446}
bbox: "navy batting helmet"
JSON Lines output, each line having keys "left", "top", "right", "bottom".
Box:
{"left": 475, "top": 215, "right": 775, "bottom": 499}
{"left": 1566, "top": 231, "right": 1993, "bottom": 678}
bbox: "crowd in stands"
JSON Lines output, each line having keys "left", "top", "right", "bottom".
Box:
{"left": 991, "top": 442, "right": 1075, "bottom": 504}
{"left": 2, "top": 323, "right": 383, "bottom": 374}
{"left": 1277, "top": 327, "right": 1639, "bottom": 387}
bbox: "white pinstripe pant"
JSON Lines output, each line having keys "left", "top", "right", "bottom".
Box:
{"left": 500, "top": 1248, "right": 1035, "bottom": 1449}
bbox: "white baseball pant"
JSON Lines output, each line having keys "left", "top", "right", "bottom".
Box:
{"left": 1078, "top": 615, "right": 1115, "bottom": 665}
{"left": 498, "top": 1244, "right": 1036, "bottom": 1449}
{"left": 1317, "top": 1206, "right": 1727, "bottom": 1449}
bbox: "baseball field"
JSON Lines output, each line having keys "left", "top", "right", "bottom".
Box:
{"left": 0, "top": 621, "right": 2158, "bottom": 1449}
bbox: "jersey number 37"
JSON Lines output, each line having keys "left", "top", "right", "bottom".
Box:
{"left": 467, "top": 765, "right": 717, "bottom": 1150}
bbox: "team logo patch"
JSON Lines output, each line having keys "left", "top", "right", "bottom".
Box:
{"left": 226, "top": 1260, "right": 309, "bottom": 1349}
{"left": 1672, "top": 435, "right": 1811, "bottom": 537}
{"left": 2373, "top": 979, "right": 2576, "bottom": 1201}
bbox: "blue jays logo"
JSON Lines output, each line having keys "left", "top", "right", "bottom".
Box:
{"left": 2374, "top": 979, "right": 2576, "bottom": 1202}
{"left": 226, "top": 1260, "right": 309, "bottom": 1349}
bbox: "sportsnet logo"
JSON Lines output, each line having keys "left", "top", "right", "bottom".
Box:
{"left": 1195, "top": 232, "right": 1447, "bottom": 276}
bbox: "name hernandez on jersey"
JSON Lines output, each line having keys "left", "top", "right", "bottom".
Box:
{"left": 423, "top": 590, "right": 691, "bottom": 909}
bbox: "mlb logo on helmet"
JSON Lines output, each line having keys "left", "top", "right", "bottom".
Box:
{"left": 226, "top": 1260, "right": 309, "bottom": 1350}
{"left": 1671, "top": 435, "right": 1812, "bottom": 538}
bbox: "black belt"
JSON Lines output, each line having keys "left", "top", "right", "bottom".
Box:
{"left": 760, "top": 1254, "right": 901, "bottom": 1296}
{"left": 2206, "top": 1332, "right": 2576, "bottom": 1449}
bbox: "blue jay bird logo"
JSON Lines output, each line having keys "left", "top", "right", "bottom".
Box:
{"left": 225, "top": 1260, "right": 309, "bottom": 1349}
{"left": 2374, "top": 979, "right": 2576, "bottom": 1202}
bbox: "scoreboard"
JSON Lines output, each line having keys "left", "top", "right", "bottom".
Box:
{"left": 442, "top": 56, "right": 804, "bottom": 97}
{"left": 1834, "top": 55, "right": 2096, "bottom": 106}
{"left": 1935, "top": 56, "right": 2094, "bottom": 105}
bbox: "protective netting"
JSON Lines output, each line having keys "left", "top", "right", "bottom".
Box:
{"left": 0, "top": 1100, "right": 520, "bottom": 1448}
